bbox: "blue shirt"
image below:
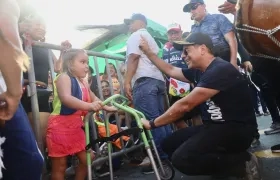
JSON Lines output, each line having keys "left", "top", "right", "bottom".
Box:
{"left": 191, "top": 14, "right": 234, "bottom": 52}
{"left": 162, "top": 43, "right": 186, "bottom": 69}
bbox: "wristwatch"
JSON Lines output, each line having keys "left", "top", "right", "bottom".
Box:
{"left": 149, "top": 119, "right": 157, "bottom": 129}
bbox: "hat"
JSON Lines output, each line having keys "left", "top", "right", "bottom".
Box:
{"left": 124, "top": 13, "right": 147, "bottom": 25}
{"left": 167, "top": 23, "right": 182, "bottom": 33}
{"left": 183, "top": 0, "right": 204, "bottom": 12}
{"left": 173, "top": 32, "right": 213, "bottom": 51}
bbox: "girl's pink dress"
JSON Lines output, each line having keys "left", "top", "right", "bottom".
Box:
{"left": 46, "top": 86, "right": 90, "bottom": 157}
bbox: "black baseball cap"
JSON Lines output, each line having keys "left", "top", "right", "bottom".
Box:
{"left": 183, "top": 0, "right": 205, "bottom": 12}
{"left": 124, "top": 13, "right": 147, "bottom": 25}
{"left": 173, "top": 32, "right": 214, "bottom": 51}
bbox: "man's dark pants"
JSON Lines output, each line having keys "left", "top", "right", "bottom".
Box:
{"left": 1, "top": 104, "right": 44, "bottom": 180}
{"left": 161, "top": 122, "right": 256, "bottom": 176}
{"left": 251, "top": 72, "right": 280, "bottom": 124}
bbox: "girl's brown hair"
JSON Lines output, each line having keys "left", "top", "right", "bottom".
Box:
{"left": 62, "top": 49, "right": 86, "bottom": 75}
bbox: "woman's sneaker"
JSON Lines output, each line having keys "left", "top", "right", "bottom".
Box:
{"left": 245, "top": 153, "right": 262, "bottom": 180}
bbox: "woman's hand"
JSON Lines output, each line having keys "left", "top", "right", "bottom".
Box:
{"left": 89, "top": 101, "right": 103, "bottom": 112}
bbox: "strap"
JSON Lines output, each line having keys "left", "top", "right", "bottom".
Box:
{"left": 85, "top": 127, "right": 143, "bottom": 150}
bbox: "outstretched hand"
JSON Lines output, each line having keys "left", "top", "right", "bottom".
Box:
{"left": 218, "top": 1, "right": 236, "bottom": 14}
{"left": 141, "top": 118, "right": 151, "bottom": 130}
{"left": 139, "top": 35, "right": 151, "bottom": 54}
{"left": 90, "top": 101, "right": 103, "bottom": 112}
{"left": 61, "top": 40, "right": 72, "bottom": 52}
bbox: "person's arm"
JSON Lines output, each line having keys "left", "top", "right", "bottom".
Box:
{"left": 236, "top": 35, "right": 253, "bottom": 72}
{"left": 53, "top": 41, "right": 72, "bottom": 73}
{"left": 145, "top": 50, "right": 191, "bottom": 83}
{"left": 52, "top": 52, "right": 62, "bottom": 73}
{"left": 124, "top": 33, "right": 143, "bottom": 84}
{"left": 237, "top": 36, "right": 250, "bottom": 63}
{"left": 218, "top": 1, "right": 237, "bottom": 15}
{"left": 124, "top": 54, "right": 140, "bottom": 86}
{"left": 153, "top": 87, "right": 218, "bottom": 127}
{"left": 139, "top": 37, "right": 191, "bottom": 83}
{"left": 218, "top": 15, "right": 238, "bottom": 67}
{"left": 0, "top": 0, "right": 28, "bottom": 97}
{"left": 89, "top": 89, "right": 117, "bottom": 112}
{"left": 224, "top": 31, "right": 238, "bottom": 67}
{"left": 56, "top": 74, "right": 95, "bottom": 111}
{"left": 142, "top": 62, "right": 239, "bottom": 129}
{"left": 123, "top": 33, "right": 142, "bottom": 99}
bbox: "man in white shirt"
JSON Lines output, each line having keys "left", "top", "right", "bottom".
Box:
{"left": 124, "top": 14, "right": 172, "bottom": 174}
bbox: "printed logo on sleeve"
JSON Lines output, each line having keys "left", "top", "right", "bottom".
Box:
{"left": 206, "top": 100, "right": 225, "bottom": 122}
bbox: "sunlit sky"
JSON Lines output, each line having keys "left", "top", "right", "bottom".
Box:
{"left": 29, "top": 0, "right": 234, "bottom": 48}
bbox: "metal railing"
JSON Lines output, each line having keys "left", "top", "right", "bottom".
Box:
{"left": 23, "top": 37, "right": 171, "bottom": 178}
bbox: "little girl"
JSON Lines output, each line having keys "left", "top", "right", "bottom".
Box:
{"left": 46, "top": 49, "right": 116, "bottom": 180}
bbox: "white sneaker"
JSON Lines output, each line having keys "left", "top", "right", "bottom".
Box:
{"left": 246, "top": 153, "right": 262, "bottom": 180}
{"left": 121, "top": 126, "right": 129, "bottom": 130}
{"left": 100, "top": 143, "right": 108, "bottom": 156}
{"left": 138, "top": 156, "right": 151, "bottom": 166}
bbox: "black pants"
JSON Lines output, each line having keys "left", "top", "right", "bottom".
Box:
{"left": 251, "top": 72, "right": 280, "bottom": 123}
{"left": 252, "top": 56, "right": 280, "bottom": 94}
{"left": 250, "top": 85, "right": 268, "bottom": 114}
{"left": 161, "top": 122, "right": 255, "bottom": 176}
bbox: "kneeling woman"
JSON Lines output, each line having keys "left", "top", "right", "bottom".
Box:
{"left": 46, "top": 50, "right": 117, "bottom": 179}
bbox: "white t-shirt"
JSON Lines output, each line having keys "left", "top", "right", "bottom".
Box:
{"left": 126, "top": 28, "right": 164, "bottom": 87}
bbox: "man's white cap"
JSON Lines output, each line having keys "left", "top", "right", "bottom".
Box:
{"left": 167, "top": 23, "right": 182, "bottom": 33}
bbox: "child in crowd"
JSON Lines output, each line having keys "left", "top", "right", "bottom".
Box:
{"left": 100, "top": 63, "right": 121, "bottom": 94}
{"left": 46, "top": 50, "right": 117, "bottom": 179}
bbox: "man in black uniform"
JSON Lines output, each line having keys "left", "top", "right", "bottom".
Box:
{"left": 139, "top": 32, "right": 261, "bottom": 179}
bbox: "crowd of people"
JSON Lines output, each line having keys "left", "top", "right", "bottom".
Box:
{"left": 0, "top": 0, "right": 278, "bottom": 179}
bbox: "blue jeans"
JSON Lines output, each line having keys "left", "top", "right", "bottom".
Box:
{"left": 133, "top": 77, "right": 172, "bottom": 159}
{"left": 1, "top": 104, "right": 44, "bottom": 180}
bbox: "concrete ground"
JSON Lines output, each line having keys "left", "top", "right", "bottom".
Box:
{"left": 96, "top": 115, "right": 280, "bottom": 180}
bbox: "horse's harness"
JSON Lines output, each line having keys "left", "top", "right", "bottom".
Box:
{"left": 236, "top": 24, "right": 280, "bottom": 61}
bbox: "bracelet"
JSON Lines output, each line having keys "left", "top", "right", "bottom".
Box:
{"left": 149, "top": 119, "right": 157, "bottom": 129}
